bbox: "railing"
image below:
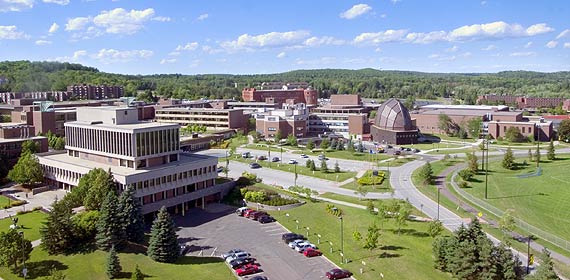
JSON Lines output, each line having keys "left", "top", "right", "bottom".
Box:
{"left": 450, "top": 167, "right": 570, "bottom": 252}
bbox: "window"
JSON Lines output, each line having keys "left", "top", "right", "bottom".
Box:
{"left": 268, "top": 127, "right": 277, "bottom": 131}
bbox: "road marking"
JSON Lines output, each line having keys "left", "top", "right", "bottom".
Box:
{"left": 211, "top": 247, "right": 217, "bottom": 257}
{"left": 264, "top": 228, "right": 283, "bottom": 232}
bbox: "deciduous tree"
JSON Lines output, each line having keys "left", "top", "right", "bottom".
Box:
{"left": 7, "top": 152, "right": 43, "bottom": 186}
{"left": 0, "top": 230, "right": 32, "bottom": 270}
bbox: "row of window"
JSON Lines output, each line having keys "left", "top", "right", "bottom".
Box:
{"left": 140, "top": 179, "right": 215, "bottom": 206}
{"left": 135, "top": 129, "right": 179, "bottom": 157}
{"left": 66, "top": 126, "right": 136, "bottom": 157}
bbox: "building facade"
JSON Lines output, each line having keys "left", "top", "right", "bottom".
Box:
{"left": 37, "top": 107, "right": 225, "bottom": 216}
{"left": 370, "top": 98, "right": 418, "bottom": 145}
{"left": 67, "top": 84, "right": 124, "bottom": 100}
{"left": 242, "top": 88, "right": 318, "bottom": 106}
{"left": 477, "top": 94, "right": 568, "bottom": 109}
{"left": 154, "top": 107, "right": 248, "bottom": 132}
{"left": 256, "top": 103, "right": 308, "bottom": 139}
{"left": 0, "top": 123, "right": 48, "bottom": 166}
{"left": 308, "top": 95, "right": 368, "bottom": 139}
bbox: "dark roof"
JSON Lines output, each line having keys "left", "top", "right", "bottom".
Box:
{"left": 374, "top": 98, "right": 413, "bottom": 131}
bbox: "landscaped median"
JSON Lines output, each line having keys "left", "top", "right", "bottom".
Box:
{"left": 339, "top": 170, "right": 392, "bottom": 193}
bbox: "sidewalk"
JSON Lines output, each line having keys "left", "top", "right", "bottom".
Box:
{"left": 0, "top": 186, "right": 67, "bottom": 220}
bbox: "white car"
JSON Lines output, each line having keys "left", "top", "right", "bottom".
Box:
{"left": 288, "top": 159, "right": 298, "bottom": 164}
{"left": 295, "top": 242, "right": 317, "bottom": 253}
{"left": 222, "top": 249, "right": 244, "bottom": 259}
{"left": 225, "top": 252, "right": 251, "bottom": 263}
{"left": 288, "top": 239, "right": 305, "bottom": 249}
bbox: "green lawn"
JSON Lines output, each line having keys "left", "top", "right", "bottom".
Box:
{"left": 377, "top": 157, "right": 417, "bottom": 167}
{"left": 292, "top": 149, "right": 392, "bottom": 162}
{"left": 318, "top": 192, "right": 380, "bottom": 207}
{"left": 0, "top": 195, "right": 16, "bottom": 209}
{"left": 426, "top": 147, "right": 480, "bottom": 155}
{"left": 268, "top": 202, "right": 450, "bottom": 280}
{"left": 231, "top": 157, "right": 357, "bottom": 182}
{"left": 465, "top": 156, "right": 570, "bottom": 242}
{"left": 0, "top": 210, "right": 46, "bottom": 241}
{"left": 244, "top": 143, "right": 283, "bottom": 152}
{"left": 227, "top": 136, "right": 248, "bottom": 149}
{"left": 339, "top": 170, "right": 392, "bottom": 193}
{"left": 0, "top": 247, "right": 231, "bottom": 280}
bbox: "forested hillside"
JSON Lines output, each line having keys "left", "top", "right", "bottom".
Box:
{"left": 1, "top": 61, "right": 570, "bottom": 104}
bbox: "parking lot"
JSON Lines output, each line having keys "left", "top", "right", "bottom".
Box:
{"left": 174, "top": 204, "right": 339, "bottom": 280}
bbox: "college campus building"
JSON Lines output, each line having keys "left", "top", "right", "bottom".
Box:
{"left": 477, "top": 94, "right": 568, "bottom": 110}
{"left": 0, "top": 123, "right": 48, "bottom": 166}
{"left": 66, "top": 84, "right": 124, "bottom": 100}
{"left": 308, "top": 94, "right": 368, "bottom": 139}
{"left": 242, "top": 87, "right": 318, "bottom": 106}
{"left": 37, "top": 107, "right": 228, "bottom": 216}
{"left": 370, "top": 98, "right": 418, "bottom": 145}
{"left": 255, "top": 103, "right": 308, "bottom": 139}
{"left": 154, "top": 106, "right": 249, "bottom": 132}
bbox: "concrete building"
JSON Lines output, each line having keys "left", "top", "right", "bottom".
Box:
{"left": 242, "top": 87, "right": 318, "bottom": 106}
{"left": 155, "top": 107, "right": 248, "bottom": 132}
{"left": 0, "top": 123, "right": 48, "bottom": 166}
{"left": 67, "top": 84, "right": 124, "bottom": 100}
{"left": 308, "top": 95, "right": 368, "bottom": 139}
{"left": 0, "top": 91, "right": 67, "bottom": 103}
{"left": 256, "top": 103, "right": 308, "bottom": 139}
{"left": 370, "top": 98, "right": 418, "bottom": 145}
{"left": 37, "top": 107, "right": 226, "bottom": 216}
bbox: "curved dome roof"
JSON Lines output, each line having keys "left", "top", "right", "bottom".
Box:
{"left": 374, "top": 98, "right": 414, "bottom": 131}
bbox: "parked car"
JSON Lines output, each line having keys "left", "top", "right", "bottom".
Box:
{"left": 249, "top": 276, "right": 268, "bottom": 280}
{"left": 222, "top": 249, "right": 244, "bottom": 259}
{"left": 249, "top": 162, "right": 261, "bottom": 169}
{"left": 179, "top": 244, "right": 190, "bottom": 256}
{"left": 288, "top": 159, "right": 298, "bottom": 164}
{"left": 282, "top": 233, "right": 305, "bottom": 243}
{"left": 303, "top": 248, "right": 323, "bottom": 257}
{"left": 226, "top": 252, "right": 251, "bottom": 263}
{"left": 406, "top": 148, "right": 412, "bottom": 151}
{"left": 258, "top": 215, "right": 275, "bottom": 224}
{"left": 257, "top": 155, "right": 267, "bottom": 160}
{"left": 288, "top": 239, "right": 306, "bottom": 249}
{"left": 236, "top": 264, "right": 262, "bottom": 276}
{"left": 244, "top": 210, "right": 257, "bottom": 218}
{"left": 413, "top": 148, "right": 420, "bottom": 153}
{"left": 271, "top": 157, "right": 280, "bottom": 162}
{"left": 294, "top": 242, "right": 317, "bottom": 253}
{"left": 216, "top": 167, "right": 224, "bottom": 173}
{"left": 236, "top": 207, "right": 250, "bottom": 216}
{"left": 318, "top": 154, "right": 327, "bottom": 160}
{"left": 242, "top": 152, "right": 250, "bottom": 158}
{"left": 229, "top": 257, "right": 256, "bottom": 269}
{"left": 326, "top": 268, "right": 353, "bottom": 279}
{"left": 300, "top": 154, "right": 308, "bottom": 158}
{"left": 394, "top": 150, "right": 401, "bottom": 155}
{"left": 250, "top": 211, "right": 268, "bottom": 220}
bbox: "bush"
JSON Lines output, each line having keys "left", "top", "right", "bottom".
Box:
{"left": 325, "top": 204, "right": 343, "bottom": 217}
{"left": 261, "top": 197, "right": 299, "bottom": 206}
{"left": 458, "top": 169, "right": 474, "bottom": 181}
{"left": 244, "top": 191, "right": 267, "bottom": 203}
{"left": 458, "top": 181, "right": 469, "bottom": 188}
{"left": 357, "top": 173, "right": 385, "bottom": 186}
{"left": 11, "top": 200, "right": 26, "bottom": 207}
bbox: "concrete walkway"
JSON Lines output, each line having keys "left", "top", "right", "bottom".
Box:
{"left": 0, "top": 186, "right": 67, "bottom": 220}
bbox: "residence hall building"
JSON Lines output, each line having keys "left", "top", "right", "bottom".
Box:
{"left": 370, "top": 98, "right": 418, "bottom": 145}
{"left": 37, "top": 107, "right": 225, "bottom": 216}
{"left": 308, "top": 94, "right": 369, "bottom": 139}
{"left": 242, "top": 87, "right": 318, "bottom": 106}
{"left": 477, "top": 94, "right": 568, "bottom": 110}
{"left": 67, "top": 84, "right": 124, "bottom": 100}
{"left": 256, "top": 103, "right": 309, "bottom": 139}
{"left": 0, "top": 123, "right": 48, "bottom": 167}
{"left": 154, "top": 106, "right": 248, "bottom": 132}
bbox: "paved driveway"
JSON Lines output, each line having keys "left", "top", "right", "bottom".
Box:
{"left": 174, "top": 204, "right": 338, "bottom": 280}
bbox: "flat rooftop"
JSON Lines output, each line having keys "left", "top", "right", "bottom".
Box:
{"left": 415, "top": 109, "right": 521, "bottom": 117}
{"left": 66, "top": 120, "right": 178, "bottom": 131}
{"left": 0, "top": 136, "right": 46, "bottom": 144}
{"left": 37, "top": 151, "right": 215, "bottom": 176}
{"left": 420, "top": 104, "right": 509, "bottom": 111}
{"left": 156, "top": 107, "right": 241, "bottom": 112}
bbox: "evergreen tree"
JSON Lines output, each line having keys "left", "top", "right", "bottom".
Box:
{"left": 527, "top": 249, "right": 559, "bottom": 280}
{"left": 467, "top": 152, "right": 478, "bottom": 173}
{"left": 147, "top": 206, "right": 179, "bottom": 263}
{"left": 334, "top": 162, "right": 340, "bottom": 173}
{"left": 306, "top": 139, "right": 315, "bottom": 150}
{"left": 106, "top": 246, "right": 122, "bottom": 279}
{"left": 305, "top": 159, "right": 313, "bottom": 169}
{"left": 320, "top": 138, "right": 330, "bottom": 150}
{"left": 7, "top": 152, "right": 43, "bottom": 186}
{"left": 274, "top": 130, "right": 283, "bottom": 142}
{"left": 320, "top": 160, "right": 328, "bottom": 173}
{"left": 418, "top": 162, "right": 434, "bottom": 185}
{"left": 131, "top": 265, "right": 144, "bottom": 280}
{"left": 494, "top": 243, "right": 522, "bottom": 280}
{"left": 96, "top": 192, "right": 126, "bottom": 251}
{"left": 502, "top": 147, "right": 515, "bottom": 170}
{"left": 547, "top": 140, "right": 555, "bottom": 160}
{"left": 40, "top": 199, "right": 75, "bottom": 254}
{"left": 118, "top": 186, "right": 145, "bottom": 244}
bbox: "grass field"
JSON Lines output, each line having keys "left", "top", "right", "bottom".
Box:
{"left": 231, "top": 157, "right": 357, "bottom": 182}
{"left": 318, "top": 192, "right": 380, "bottom": 207}
{"left": 465, "top": 156, "right": 570, "bottom": 241}
{"left": 0, "top": 210, "right": 47, "bottom": 241}
{"left": 0, "top": 247, "right": 231, "bottom": 280}
{"left": 268, "top": 202, "right": 451, "bottom": 280}
{"left": 0, "top": 196, "right": 16, "bottom": 209}
{"left": 377, "top": 156, "right": 417, "bottom": 167}
{"left": 339, "top": 170, "right": 392, "bottom": 193}
{"left": 292, "top": 149, "right": 392, "bottom": 162}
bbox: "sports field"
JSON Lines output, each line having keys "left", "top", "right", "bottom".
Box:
{"left": 465, "top": 156, "right": 570, "bottom": 241}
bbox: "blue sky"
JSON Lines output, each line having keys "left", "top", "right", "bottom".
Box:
{"left": 0, "top": 0, "right": 569, "bottom": 74}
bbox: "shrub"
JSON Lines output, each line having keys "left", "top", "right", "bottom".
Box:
{"left": 357, "top": 173, "right": 385, "bottom": 186}
{"left": 11, "top": 200, "right": 26, "bottom": 207}
{"left": 458, "top": 169, "right": 474, "bottom": 181}
{"left": 325, "top": 204, "right": 343, "bottom": 217}
{"left": 244, "top": 191, "right": 267, "bottom": 203}
{"left": 458, "top": 181, "right": 469, "bottom": 188}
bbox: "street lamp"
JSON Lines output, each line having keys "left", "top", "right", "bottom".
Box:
{"left": 485, "top": 137, "right": 489, "bottom": 199}
{"left": 19, "top": 231, "right": 26, "bottom": 279}
{"left": 437, "top": 187, "right": 441, "bottom": 221}
{"left": 339, "top": 216, "right": 344, "bottom": 264}
{"left": 527, "top": 235, "right": 534, "bottom": 274}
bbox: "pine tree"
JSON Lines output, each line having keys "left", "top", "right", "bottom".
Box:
{"left": 527, "top": 249, "right": 559, "bottom": 280}
{"left": 306, "top": 139, "right": 314, "bottom": 150}
{"left": 547, "top": 140, "right": 555, "bottom": 160}
{"left": 320, "top": 138, "right": 330, "bottom": 150}
{"left": 106, "top": 246, "right": 122, "bottom": 279}
{"left": 96, "top": 192, "right": 126, "bottom": 251}
{"left": 334, "top": 162, "right": 340, "bottom": 173}
{"left": 320, "top": 159, "right": 328, "bottom": 173}
{"left": 131, "top": 265, "right": 144, "bottom": 280}
{"left": 40, "top": 199, "right": 75, "bottom": 254}
{"left": 418, "top": 162, "right": 434, "bottom": 185}
{"left": 118, "top": 186, "right": 145, "bottom": 243}
{"left": 147, "top": 206, "right": 179, "bottom": 263}
{"left": 502, "top": 147, "right": 515, "bottom": 170}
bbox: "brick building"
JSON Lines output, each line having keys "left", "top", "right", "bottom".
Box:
{"left": 0, "top": 123, "right": 48, "bottom": 166}
{"left": 242, "top": 88, "right": 318, "bottom": 106}
{"left": 154, "top": 107, "right": 248, "bottom": 132}
{"left": 477, "top": 94, "right": 568, "bottom": 109}
{"left": 370, "top": 98, "right": 418, "bottom": 145}
{"left": 67, "top": 84, "right": 124, "bottom": 100}
{"left": 256, "top": 103, "right": 308, "bottom": 139}
{"left": 308, "top": 94, "right": 368, "bottom": 139}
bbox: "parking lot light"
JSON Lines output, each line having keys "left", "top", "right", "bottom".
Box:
{"left": 306, "top": 227, "right": 310, "bottom": 238}
{"left": 329, "top": 241, "right": 333, "bottom": 253}
{"left": 317, "top": 234, "right": 321, "bottom": 244}
{"left": 295, "top": 219, "right": 299, "bottom": 230}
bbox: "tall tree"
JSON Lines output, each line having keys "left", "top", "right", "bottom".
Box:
{"left": 7, "top": 152, "right": 43, "bottom": 186}
{"left": 71, "top": 168, "right": 116, "bottom": 210}
{"left": 0, "top": 230, "right": 32, "bottom": 270}
{"left": 438, "top": 114, "right": 456, "bottom": 135}
{"left": 418, "top": 162, "right": 434, "bottom": 185}
{"left": 547, "top": 139, "right": 555, "bottom": 160}
{"left": 106, "top": 246, "right": 122, "bottom": 279}
{"left": 306, "top": 139, "right": 315, "bottom": 150}
{"left": 20, "top": 140, "right": 39, "bottom": 155}
{"left": 466, "top": 117, "right": 482, "bottom": 138}
{"left": 118, "top": 186, "right": 145, "bottom": 244}
{"left": 320, "top": 159, "right": 328, "bottom": 173}
{"left": 535, "top": 144, "right": 541, "bottom": 164}
{"left": 320, "top": 138, "right": 330, "bottom": 150}
{"left": 40, "top": 199, "right": 75, "bottom": 254}
{"left": 557, "top": 119, "right": 570, "bottom": 142}
{"left": 502, "top": 147, "right": 515, "bottom": 170}
{"left": 147, "top": 206, "right": 179, "bottom": 263}
{"left": 96, "top": 192, "right": 126, "bottom": 251}
{"left": 527, "top": 249, "right": 559, "bottom": 280}
{"left": 286, "top": 134, "right": 297, "bottom": 146}
{"left": 274, "top": 129, "right": 283, "bottom": 142}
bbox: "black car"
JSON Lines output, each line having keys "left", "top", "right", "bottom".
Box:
{"left": 229, "top": 257, "right": 256, "bottom": 269}
{"left": 271, "top": 157, "right": 280, "bottom": 162}
{"left": 258, "top": 215, "right": 275, "bottom": 224}
{"left": 282, "top": 233, "right": 306, "bottom": 243}
{"left": 250, "top": 276, "right": 268, "bottom": 280}
{"left": 249, "top": 162, "right": 261, "bottom": 169}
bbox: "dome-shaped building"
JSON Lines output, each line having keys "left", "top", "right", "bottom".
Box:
{"left": 371, "top": 98, "right": 418, "bottom": 144}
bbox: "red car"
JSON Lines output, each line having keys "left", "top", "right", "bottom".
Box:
{"left": 303, "top": 248, "right": 322, "bottom": 257}
{"left": 326, "top": 268, "right": 353, "bottom": 279}
{"left": 236, "top": 264, "right": 262, "bottom": 276}
{"left": 243, "top": 209, "right": 257, "bottom": 218}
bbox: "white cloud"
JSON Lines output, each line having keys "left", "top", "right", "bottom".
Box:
{"left": 353, "top": 29, "right": 408, "bottom": 45}
{"left": 42, "top": 0, "right": 69, "bottom": 5}
{"left": 35, "top": 39, "right": 51, "bottom": 45}
{"left": 546, "top": 40, "right": 558, "bottom": 48}
{"left": 391, "top": 0, "right": 401, "bottom": 3}
{"left": 93, "top": 8, "right": 155, "bottom": 34}
{"left": 340, "top": 4, "right": 372, "bottom": 19}
{"left": 168, "top": 51, "right": 180, "bottom": 56}
{"left": 445, "top": 45, "right": 458, "bottom": 52}
{"left": 524, "top": 41, "right": 533, "bottom": 48}
{"left": 303, "top": 36, "right": 345, "bottom": 47}
{"left": 481, "top": 44, "right": 496, "bottom": 51}
{"left": 175, "top": 42, "right": 199, "bottom": 51}
{"left": 189, "top": 59, "right": 200, "bottom": 68}
{"left": 449, "top": 21, "right": 553, "bottom": 41}
{"left": 72, "top": 50, "right": 87, "bottom": 59}
{"left": 0, "top": 25, "right": 27, "bottom": 39}
{"left": 564, "top": 43, "right": 570, "bottom": 49}
{"left": 510, "top": 51, "right": 536, "bottom": 57}
{"left": 151, "top": 16, "right": 171, "bottom": 22}
{"left": 220, "top": 30, "right": 311, "bottom": 51}
{"left": 65, "top": 17, "right": 90, "bottom": 31}
{"left": 92, "top": 48, "right": 153, "bottom": 63}
{"left": 428, "top": 54, "right": 440, "bottom": 59}
{"left": 160, "top": 58, "right": 177, "bottom": 64}
{"left": 556, "top": 29, "right": 570, "bottom": 40}
{"left": 405, "top": 31, "right": 448, "bottom": 44}
{"left": 48, "top": 22, "right": 59, "bottom": 33}
{"left": 276, "top": 52, "right": 286, "bottom": 58}
{"left": 374, "top": 47, "right": 382, "bottom": 52}
{"left": 0, "top": 0, "right": 33, "bottom": 12}
{"left": 49, "top": 50, "right": 87, "bottom": 62}
{"left": 196, "top": 13, "right": 208, "bottom": 21}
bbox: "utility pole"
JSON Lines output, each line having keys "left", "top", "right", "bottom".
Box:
{"left": 536, "top": 141, "right": 540, "bottom": 168}
{"left": 437, "top": 187, "right": 440, "bottom": 220}
{"left": 484, "top": 138, "right": 489, "bottom": 199}
{"left": 527, "top": 235, "right": 533, "bottom": 274}
{"left": 340, "top": 216, "right": 344, "bottom": 264}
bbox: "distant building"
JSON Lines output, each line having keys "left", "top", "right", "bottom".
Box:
{"left": 370, "top": 98, "right": 418, "bottom": 145}
{"left": 0, "top": 123, "right": 48, "bottom": 166}
{"left": 477, "top": 94, "right": 567, "bottom": 110}
{"left": 256, "top": 103, "right": 308, "bottom": 139}
{"left": 242, "top": 88, "right": 318, "bottom": 106}
{"left": 0, "top": 92, "right": 68, "bottom": 103}
{"left": 37, "top": 107, "right": 228, "bottom": 216}
{"left": 154, "top": 106, "right": 248, "bottom": 132}
{"left": 259, "top": 82, "right": 310, "bottom": 90}
{"left": 67, "top": 84, "right": 124, "bottom": 100}
{"left": 308, "top": 94, "right": 369, "bottom": 139}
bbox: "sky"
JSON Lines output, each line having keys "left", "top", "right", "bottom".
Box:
{"left": 0, "top": 0, "right": 569, "bottom": 75}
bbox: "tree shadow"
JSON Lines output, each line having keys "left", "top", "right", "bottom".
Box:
{"left": 175, "top": 256, "right": 224, "bottom": 265}
{"left": 120, "top": 242, "right": 147, "bottom": 254}
{"left": 186, "top": 244, "right": 213, "bottom": 253}
{"left": 489, "top": 192, "right": 548, "bottom": 200}
{"left": 389, "top": 228, "right": 429, "bottom": 237}
{"left": 467, "top": 178, "right": 483, "bottom": 183}
{"left": 178, "top": 237, "right": 202, "bottom": 244}
{"left": 24, "top": 260, "right": 68, "bottom": 279}
{"left": 379, "top": 252, "right": 401, "bottom": 258}
{"left": 380, "top": 245, "right": 407, "bottom": 251}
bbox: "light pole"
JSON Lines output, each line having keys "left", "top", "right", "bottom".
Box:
{"left": 437, "top": 187, "right": 440, "bottom": 221}
{"left": 295, "top": 219, "right": 299, "bottom": 230}
{"left": 339, "top": 216, "right": 344, "bottom": 264}
{"left": 225, "top": 150, "right": 229, "bottom": 178}
{"left": 536, "top": 141, "right": 540, "bottom": 168}
{"left": 19, "top": 231, "right": 26, "bottom": 279}
{"left": 485, "top": 137, "right": 489, "bottom": 199}
{"left": 294, "top": 164, "right": 298, "bottom": 187}
{"left": 527, "top": 235, "right": 534, "bottom": 274}
{"left": 306, "top": 227, "right": 310, "bottom": 238}
{"left": 280, "top": 147, "right": 283, "bottom": 163}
